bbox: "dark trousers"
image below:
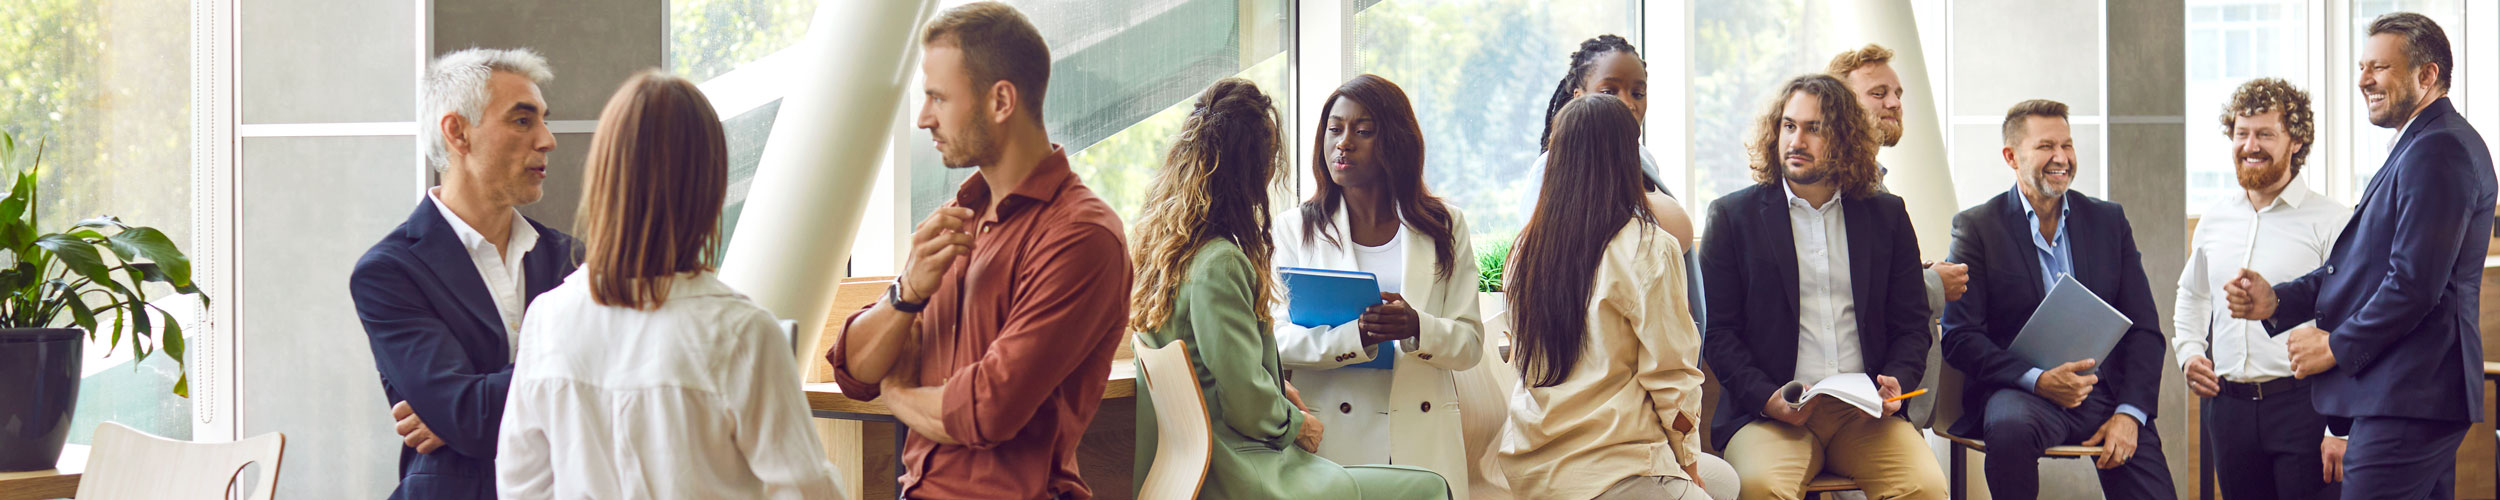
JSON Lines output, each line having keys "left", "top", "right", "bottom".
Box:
{"left": 2341, "top": 416, "right": 2469, "bottom": 500}
{"left": 1979, "top": 388, "right": 2177, "bottom": 500}
{"left": 2204, "top": 383, "right": 2339, "bottom": 500}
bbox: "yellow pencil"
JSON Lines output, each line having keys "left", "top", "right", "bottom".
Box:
{"left": 1883, "top": 388, "right": 1929, "bottom": 403}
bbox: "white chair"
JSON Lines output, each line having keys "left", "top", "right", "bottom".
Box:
{"left": 1133, "top": 335, "right": 1212, "bottom": 500}
{"left": 73, "top": 421, "right": 285, "bottom": 500}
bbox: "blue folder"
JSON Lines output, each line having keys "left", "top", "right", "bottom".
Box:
{"left": 1278, "top": 267, "right": 1394, "bottom": 369}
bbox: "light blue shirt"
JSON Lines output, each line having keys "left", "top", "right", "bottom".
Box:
{"left": 2008, "top": 185, "right": 2146, "bottom": 425}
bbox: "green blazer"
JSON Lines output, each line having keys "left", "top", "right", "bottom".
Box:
{"left": 1136, "top": 240, "right": 1364, "bottom": 499}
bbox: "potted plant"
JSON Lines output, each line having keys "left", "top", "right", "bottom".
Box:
{"left": 1474, "top": 239, "right": 1510, "bottom": 361}
{"left": 0, "top": 132, "right": 205, "bottom": 471}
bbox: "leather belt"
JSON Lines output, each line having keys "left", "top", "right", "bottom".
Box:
{"left": 2218, "top": 377, "right": 2307, "bottom": 401}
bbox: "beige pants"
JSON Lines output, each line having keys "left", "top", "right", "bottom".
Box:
{"left": 1723, "top": 401, "right": 1948, "bottom": 500}
{"left": 1594, "top": 475, "right": 1708, "bottom": 500}
{"left": 1590, "top": 454, "right": 1741, "bottom": 500}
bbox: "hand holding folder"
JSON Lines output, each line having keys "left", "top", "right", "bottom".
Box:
{"left": 1278, "top": 268, "right": 1399, "bottom": 369}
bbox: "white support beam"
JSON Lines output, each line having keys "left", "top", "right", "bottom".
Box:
{"left": 1827, "top": 0, "right": 1957, "bottom": 257}
{"left": 716, "top": 0, "right": 938, "bottom": 368}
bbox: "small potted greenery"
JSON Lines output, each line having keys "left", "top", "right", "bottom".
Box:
{"left": 0, "top": 132, "right": 205, "bottom": 471}
{"left": 1474, "top": 239, "right": 1511, "bottom": 361}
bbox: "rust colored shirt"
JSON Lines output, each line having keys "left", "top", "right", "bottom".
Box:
{"left": 829, "top": 146, "right": 1131, "bottom": 500}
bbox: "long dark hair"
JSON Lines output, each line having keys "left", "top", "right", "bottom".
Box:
{"left": 1301, "top": 74, "right": 1459, "bottom": 279}
{"left": 1510, "top": 94, "right": 1655, "bottom": 387}
{"left": 1746, "top": 74, "right": 1882, "bottom": 200}
{"left": 1540, "top": 35, "right": 1640, "bottom": 153}
{"left": 1130, "top": 78, "right": 1286, "bottom": 332}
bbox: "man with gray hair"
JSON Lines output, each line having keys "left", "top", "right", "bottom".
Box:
{"left": 349, "top": 47, "right": 579, "bottom": 500}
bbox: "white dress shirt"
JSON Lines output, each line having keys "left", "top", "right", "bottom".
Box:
{"left": 2174, "top": 181, "right": 2348, "bottom": 383}
{"left": 1785, "top": 182, "right": 1864, "bottom": 383}
{"left": 427, "top": 187, "right": 538, "bottom": 356}
{"left": 496, "top": 270, "right": 844, "bottom": 500}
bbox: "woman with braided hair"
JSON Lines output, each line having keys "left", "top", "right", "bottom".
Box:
{"left": 1518, "top": 34, "right": 1693, "bottom": 249}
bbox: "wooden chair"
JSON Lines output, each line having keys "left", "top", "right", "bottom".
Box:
{"left": 1930, "top": 365, "right": 2105, "bottom": 500}
{"left": 73, "top": 421, "right": 285, "bottom": 500}
{"left": 1131, "top": 335, "right": 1212, "bottom": 499}
{"left": 811, "top": 275, "right": 897, "bottom": 500}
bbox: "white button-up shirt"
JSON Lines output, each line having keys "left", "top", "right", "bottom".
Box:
{"left": 2173, "top": 181, "right": 2349, "bottom": 383}
{"left": 1786, "top": 182, "right": 1864, "bottom": 384}
{"left": 427, "top": 187, "right": 538, "bottom": 356}
{"left": 496, "top": 270, "right": 844, "bottom": 500}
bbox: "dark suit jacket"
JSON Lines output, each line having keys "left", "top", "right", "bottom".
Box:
{"left": 1700, "top": 183, "right": 1932, "bottom": 450}
{"left": 350, "top": 201, "right": 577, "bottom": 499}
{"left": 2268, "top": 97, "right": 2493, "bottom": 423}
{"left": 1941, "top": 189, "right": 2165, "bottom": 438}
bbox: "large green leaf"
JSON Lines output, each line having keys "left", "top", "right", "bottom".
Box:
{"left": 35, "top": 234, "right": 114, "bottom": 294}
{"left": 158, "top": 308, "right": 183, "bottom": 363}
{"left": 0, "top": 170, "right": 32, "bottom": 228}
{"left": 60, "top": 286, "right": 96, "bottom": 333}
{"left": 106, "top": 227, "right": 188, "bottom": 287}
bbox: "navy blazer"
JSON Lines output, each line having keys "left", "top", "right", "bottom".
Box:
{"left": 1699, "top": 183, "right": 1932, "bottom": 450}
{"left": 350, "top": 201, "right": 577, "bottom": 499}
{"left": 1940, "top": 189, "right": 2165, "bottom": 438}
{"left": 2267, "top": 97, "right": 2493, "bottom": 423}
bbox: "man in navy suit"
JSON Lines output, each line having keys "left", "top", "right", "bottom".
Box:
{"left": 349, "top": 48, "right": 578, "bottom": 500}
{"left": 2226, "top": 13, "right": 2494, "bottom": 500}
{"left": 1941, "top": 99, "right": 2176, "bottom": 500}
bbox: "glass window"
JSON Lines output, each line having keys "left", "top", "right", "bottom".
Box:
{"left": 2182, "top": 0, "right": 2309, "bottom": 215}
{"left": 1690, "top": 0, "right": 1814, "bottom": 211}
{"left": 2346, "top": 0, "right": 2462, "bottom": 192}
{"left": 0, "top": 0, "right": 195, "bottom": 442}
{"left": 1346, "top": 0, "right": 1642, "bottom": 243}
{"left": 667, "top": 0, "right": 818, "bottom": 83}
{"left": 905, "top": 0, "right": 1296, "bottom": 229}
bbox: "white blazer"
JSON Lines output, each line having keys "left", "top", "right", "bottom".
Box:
{"left": 1272, "top": 201, "right": 1484, "bottom": 498}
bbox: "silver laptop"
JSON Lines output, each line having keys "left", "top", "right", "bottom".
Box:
{"left": 2007, "top": 275, "right": 2133, "bottom": 375}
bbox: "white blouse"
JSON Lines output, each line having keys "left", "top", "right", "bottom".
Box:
{"left": 496, "top": 270, "right": 844, "bottom": 500}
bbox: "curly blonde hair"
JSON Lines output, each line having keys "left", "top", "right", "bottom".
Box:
{"left": 1129, "top": 78, "right": 1288, "bottom": 333}
{"left": 2220, "top": 77, "right": 2315, "bottom": 175}
{"left": 1747, "top": 74, "right": 1882, "bottom": 199}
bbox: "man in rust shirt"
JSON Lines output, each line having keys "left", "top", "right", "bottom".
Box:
{"left": 828, "top": 3, "right": 1131, "bottom": 499}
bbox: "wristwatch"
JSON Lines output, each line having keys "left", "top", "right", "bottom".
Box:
{"left": 886, "top": 283, "right": 928, "bottom": 313}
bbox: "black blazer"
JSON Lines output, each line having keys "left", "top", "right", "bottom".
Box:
{"left": 2269, "top": 97, "right": 2493, "bottom": 423}
{"left": 350, "top": 201, "right": 577, "bottom": 499}
{"left": 1700, "top": 183, "right": 1932, "bottom": 450}
{"left": 1941, "top": 189, "right": 2164, "bottom": 438}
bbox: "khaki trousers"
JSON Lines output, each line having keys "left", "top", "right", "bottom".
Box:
{"left": 1723, "top": 401, "right": 1947, "bottom": 500}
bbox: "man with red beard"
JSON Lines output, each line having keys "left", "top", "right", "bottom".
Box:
{"left": 2227, "top": 13, "right": 2494, "bottom": 499}
{"left": 2173, "top": 78, "right": 2349, "bottom": 500}
{"left": 1828, "top": 44, "right": 1970, "bottom": 331}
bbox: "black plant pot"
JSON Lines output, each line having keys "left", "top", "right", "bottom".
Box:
{"left": 0, "top": 328, "right": 81, "bottom": 472}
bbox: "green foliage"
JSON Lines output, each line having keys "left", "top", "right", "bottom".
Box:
{"left": 1691, "top": 0, "right": 1818, "bottom": 202}
{"left": 0, "top": 131, "right": 207, "bottom": 397}
{"left": 1475, "top": 238, "right": 1510, "bottom": 292}
{"left": 668, "top": 0, "right": 816, "bottom": 83}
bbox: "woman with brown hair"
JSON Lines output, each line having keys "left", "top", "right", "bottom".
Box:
{"left": 1500, "top": 94, "right": 1733, "bottom": 500}
{"left": 494, "top": 71, "right": 840, "bottom": 499}
{"left": 1270, "top": 74, "right": 1482, "bottom": 497}
{"left": 1130, "top": 77, "right": 1450, "bottom": 499}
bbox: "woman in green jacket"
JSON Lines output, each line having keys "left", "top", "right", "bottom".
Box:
{"left": 1128, "top": 78, "right": 1450, "bottom": 500}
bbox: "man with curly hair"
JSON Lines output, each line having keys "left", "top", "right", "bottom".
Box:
{"left": 2173, "top": 78, "right": 2350, "bottom": 500}
{"left": 1699, "top": 73, "right": 1946, "bottom": 499}
{"left": 2226, "top": 12, "right": 2495, "bottom": 499}
{"left": 1940, "top": 99, "right": 2177, "bottom": 500}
